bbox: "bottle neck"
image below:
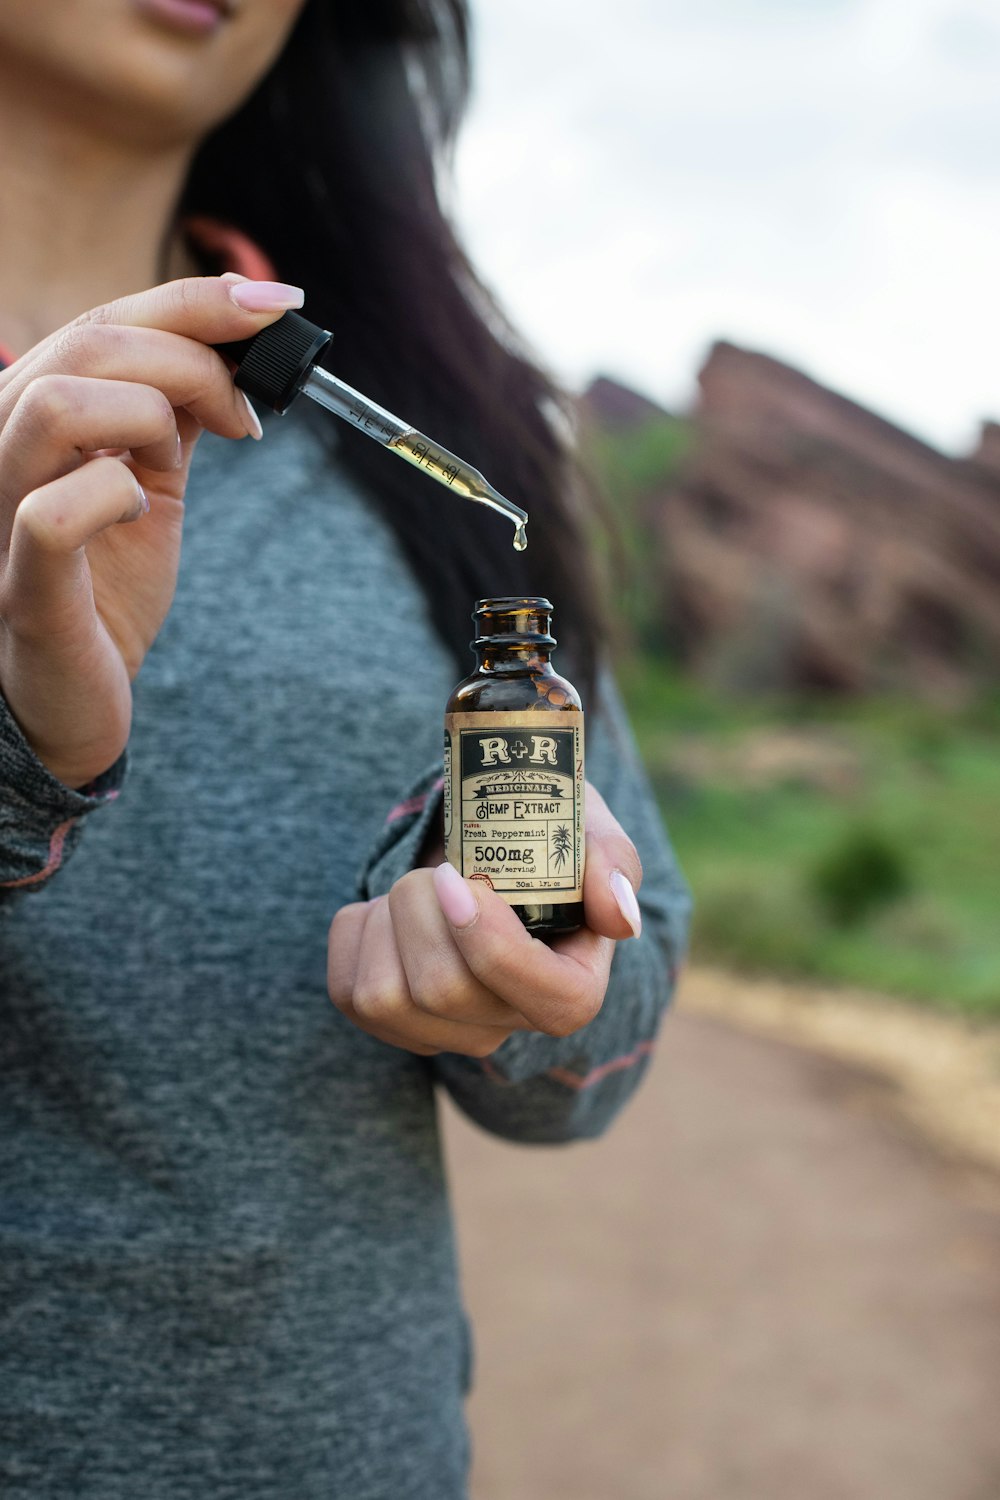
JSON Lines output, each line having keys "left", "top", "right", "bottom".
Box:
{"left": 476, "top": 646, "right": 553, "bottom": 674}
{"left": 472, "top": 598, "right": 556, "bottom": 673}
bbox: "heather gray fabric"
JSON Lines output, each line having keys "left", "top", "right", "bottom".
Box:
{"left": 0, "top": 403, "right": 690, "bottom": 1498}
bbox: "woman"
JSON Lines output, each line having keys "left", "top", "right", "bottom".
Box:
{"left": 0, "top": 2, "right": 690, "bottom": 1496}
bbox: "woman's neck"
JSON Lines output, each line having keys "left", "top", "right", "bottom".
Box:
{"left": 0, "top": 90, "right": 196, "bottom": 359}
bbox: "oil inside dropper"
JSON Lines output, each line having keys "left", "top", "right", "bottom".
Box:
{"left": 300, "top": 366, "right": 529, "bottom": 551}
{"left": 388, "top": 427, "right": 529, "bottom": 551}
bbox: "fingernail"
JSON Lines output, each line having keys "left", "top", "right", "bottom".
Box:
{"left": 241, "top": 391, "right": 263, "bottom": 440}
{"left": 228, "top": 280, "right": 304, "bottom": 312}
{"left": 220, "top": 271, "right": 248, "bottom": 283}
{"left": 610, "top": 870, "right": 641, "bottom": 938}
{"left": 174, "top": 433, "right": 184, "bottom": 467}
{"left": 433, "top": 861, "right": 479, "bottom": 929}
{"left": 135, "top": 483, "right": 150, "bottom": 515}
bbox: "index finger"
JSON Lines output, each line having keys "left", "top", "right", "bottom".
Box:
{"left": 432, "top": 862, "right": 615, "bottom": 1038}
{"left": 69, "top": 274, "right": 305, "bottom": 349}
{"left": 0, "top": 276, "right": 304, "bottom": 383}
{"left": 0, "top": 277, "right": 308, "bottom": 460}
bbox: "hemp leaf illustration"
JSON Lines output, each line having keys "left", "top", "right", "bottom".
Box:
{"left": 552, "top": 825, "right": 572, "bottom": 870}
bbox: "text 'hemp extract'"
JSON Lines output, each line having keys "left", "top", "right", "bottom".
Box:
{"left": 444, "top": 598, "right": 585, "bottom": 937}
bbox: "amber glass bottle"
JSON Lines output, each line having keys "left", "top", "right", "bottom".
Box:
{"left": 444, "top": 597, "right": 585, "bottom": 936}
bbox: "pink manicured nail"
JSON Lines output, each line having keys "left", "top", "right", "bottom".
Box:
{"left": 610, "top": 870, "right": 642, "bottom": 938}
{"left": 433, "top": 861, "right": 480, "bottom": 929}
{"left": 241, "top": 391, "right": 263, "bottom": 440}
{"left": 135, "top": 483, "right": 150, "bottom": 515}
{"left": 228, "top": 280, "right": 304, "bottom": 311}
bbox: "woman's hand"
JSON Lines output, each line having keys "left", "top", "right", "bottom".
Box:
{"left": 327, "top": 786, "right": 644, "bottom": 1058}
{"left": 0, "top": 274, "right": 302, "bottom": 788}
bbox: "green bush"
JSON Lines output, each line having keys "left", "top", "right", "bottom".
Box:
{"left": 809, "top": 826, "right": 911, "bottom": 928}
{"left": 692, "top": 875, "right": 824, "bottom": 973}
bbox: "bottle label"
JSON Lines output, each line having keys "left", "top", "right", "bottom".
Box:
{"left": 444, "top": 711, "right": 585, "bottom": 904}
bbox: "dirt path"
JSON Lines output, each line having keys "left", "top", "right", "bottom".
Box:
{"left": 680, "top": 966, "right": 1000, "bottom": 1177}
{"left": 441, "top": 970, "right": 1000, "bottom": 1500}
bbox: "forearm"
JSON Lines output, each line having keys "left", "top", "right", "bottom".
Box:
{"left": 432, "top": 666, "right": 691, "bottom": 1141}
{"left": 433, "top": 906, "right": 686, "bottom": 1143}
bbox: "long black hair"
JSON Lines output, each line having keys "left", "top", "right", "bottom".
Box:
{"left": 181, "top": 0, "right": 604, "bottom": 691}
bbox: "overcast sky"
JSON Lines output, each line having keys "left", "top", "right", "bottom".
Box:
{"left": 451, "top": 0, "right": 999, "bottom": 454}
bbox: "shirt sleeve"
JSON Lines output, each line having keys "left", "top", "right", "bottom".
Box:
{"left": 357, "top": 669, "right": 691, "bottom": 1145}
{"left": 0, "top": 693, "right": 127, "bottom": 907}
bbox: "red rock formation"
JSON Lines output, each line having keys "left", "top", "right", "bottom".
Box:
{"left": 582, "top": 376, "right": 670, "bottom": 431}
{"left": 635, "top": 343, "right": 1000, "bottom": 700}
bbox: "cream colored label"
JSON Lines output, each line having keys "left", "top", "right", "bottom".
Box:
{"left": 444, "top": 710, "right": 585, "bottom": 904}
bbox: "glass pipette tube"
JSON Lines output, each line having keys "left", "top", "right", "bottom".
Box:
{"left": 300, "top": 365, "right": 528, "bottom": 551}
{"left": 219, "top": 311, "right": 529, "bottom": 551}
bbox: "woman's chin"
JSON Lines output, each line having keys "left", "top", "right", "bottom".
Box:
{"left": 0, "top": 0, "right": 297, "bottom": 149}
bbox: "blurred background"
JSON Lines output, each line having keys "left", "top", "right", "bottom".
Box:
{"left": 441, "top": 2, "right": 1000, "bottom": 1496}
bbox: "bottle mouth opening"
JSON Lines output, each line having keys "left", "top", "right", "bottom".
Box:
{"left": 475, "top": 596, "right": 553, "bottom": 613}
{"left": 473, "top": 597, "right": 555, "bottom": 650}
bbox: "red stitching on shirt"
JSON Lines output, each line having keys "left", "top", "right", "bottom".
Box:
{"left": 386, "top": 792, "right": 428, "bottom": 823}
{"left": 385, "top": 777, "right": 444, "bottom": 825}
{"left": 0, "top": 788, "right": 120, "bottom": 890}
{"left": 1, "top": 818, "right": 77, "bottom": 888}
{"left": 544, "top": 1040, "right": 656, "bottom": 1092}
{"left": 477, "top": 1038, "right": 657, "bottom": 1092}
{"left": 477, "top": 1057, "right": 510, "bottom": 1085}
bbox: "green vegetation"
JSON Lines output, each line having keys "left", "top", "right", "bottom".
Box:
{"left": 584, "top": 412, "right": 691, "bottom": 505}
{"left": 581, "top": 412, "right": 691, "bottom": 651}
{"left": 809, "top": 826, "right": 911, "bottom": 928}
{"left": 619, "top": 655, "right": 1000, "bottom": 1016}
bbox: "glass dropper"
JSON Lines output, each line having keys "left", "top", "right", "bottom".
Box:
{"left": 215, "top": 312, "right": 528, "bottom": 551}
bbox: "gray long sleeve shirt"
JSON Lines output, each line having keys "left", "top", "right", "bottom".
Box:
{"left": 0, "top": 404, "right": 690, "bottom": 1499}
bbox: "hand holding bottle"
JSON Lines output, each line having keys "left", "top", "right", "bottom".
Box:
{"left": 327, "top": 785, "right": 644, "bottom": 1057}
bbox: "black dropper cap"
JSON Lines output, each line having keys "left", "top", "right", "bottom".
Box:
{"left": 214, "top": 311, "right": 332, "bottom": 414}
